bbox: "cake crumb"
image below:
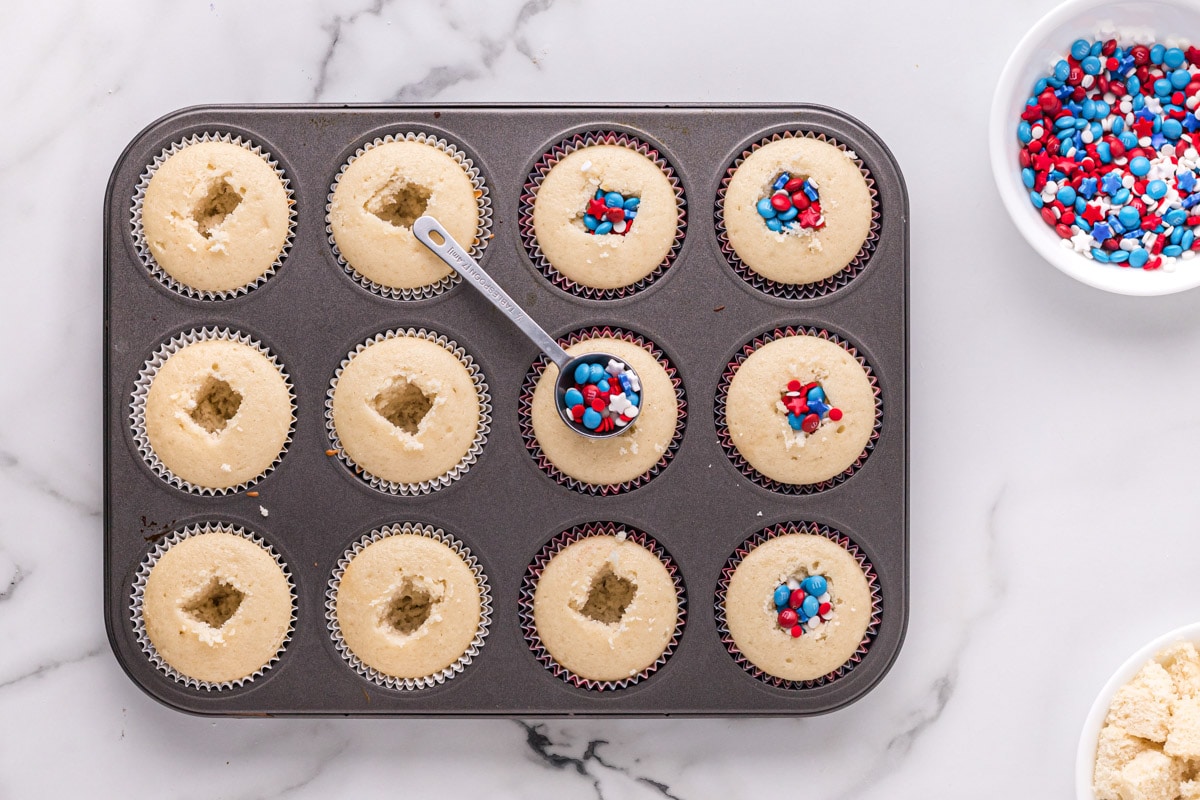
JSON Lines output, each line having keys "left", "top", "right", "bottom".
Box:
{"left": 259, "top": 506, "right": 269, "bottom": 517}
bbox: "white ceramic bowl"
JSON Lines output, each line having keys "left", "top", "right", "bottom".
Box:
{"left": 1075, "top": 621, "right": 1200, "bottom": 799}
{"left": 990, "top": 0, "right": 1200, "bottom": 295}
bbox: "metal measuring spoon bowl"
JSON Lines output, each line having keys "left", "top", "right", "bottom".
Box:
{"left": 412, "top": 215, "right": 641, "bottom": 440}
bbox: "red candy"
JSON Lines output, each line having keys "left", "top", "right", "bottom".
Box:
{"left": 790, "top": 625, "right": 803, "bottom": 638}
{"left": 590, "top": 398, "right": 606, "bottom": 412}
{"left": 783, "top": 177, "right": 805, "bottom": 193}
{"left": 801, "top": 413, "right": 821, "bottom": 434}
{"left": 778, "top": 609, "right": 798, "bottom": 627}
{"left": 818, "top": 602, "right": 832, "bottom": 616}
{"left": 789, "top": 589, "right": 806, "bottom": 609}
{"left": 828, "top": 408, "right": 843, "bottom": 422}
{"left": 770, "top": 193, "right": 791, "bottom": 212}
{"left": 787, "top": 379, "right": 802, "bottom": 392}
{"left": 791, "top": 192, "right": 810, "bottom": 211}
{"left": 582, "top": 385, "right": 599, "bottom": 404}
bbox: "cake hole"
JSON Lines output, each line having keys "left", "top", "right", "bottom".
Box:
{"left": 581, "top": 189, "right": 639, "bottom": 236}
{"left": 383, "top": 579, "right": 434, "bottom": 635}
{"left": 190, "top": 377, "right": 243, "bottom": 434}
{"left": 371, "top": 379, "right": 434, "bottom": 435}
{"left": 369, "top": 182, "right": 431, "bottom": 229}
{"left": 192, "top": 178, "right": 243, "bottom": 238}
{"left": 183, "top": 579, "right": 244, "bottom": 629}
{"left": 577, "top": 568, "right": 636, "bottom": 625}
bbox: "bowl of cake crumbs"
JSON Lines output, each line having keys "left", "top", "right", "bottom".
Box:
{"left": 1078, "top": 622, "right": 1200, "bottom": 800}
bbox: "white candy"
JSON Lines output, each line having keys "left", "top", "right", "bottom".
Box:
{"left": 624, "top": 405, "right": 639, "bottom": 419}
{"left": 808, "top": 616, "right": 823, "bottom": 629}
{"left": 787, "top": 578, "right": 800, "bottom": 590}
{"left": 819, "top": 593, "right": 831, "bottom": 604}
{"left": 1081, "top": 129, "right": 1095, "bottom": 144}
{"left": 613, "top": 219, "right": 627, "bottom": 234}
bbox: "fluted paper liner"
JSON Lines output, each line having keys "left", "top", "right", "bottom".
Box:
{"left": 518, "top": 131, "right": 687, "bottom": 300}
{"left": 715, "top": 130, "right": 881, "bottom": 300}
{"left": 325, "top": 523, "right": 492, "bottom": 691}
{"left": 518, "top": 522, "right": 686, "bottom": 691}
{"left": 714, "top": 326, "right": 881, "bottom": 495}
{"left": 130, "top": 522, "right": 296, "bottom": 691}
{"left": 325, "top": 327, "right": 491, "bottom": 496}
{"left": 518, "top": 326, "right": 686, "bottom": 496}
{"left": 130, "top": 132, "right": 297, "bottom": 301}
{"left": 326, "top": 131, "right": 493, "bottom": 301}
{"left": 129, "top": 327, "right": 296, "bottom": 496}
{"left": 715, "top": 522, "right": 882, "bottom": 690}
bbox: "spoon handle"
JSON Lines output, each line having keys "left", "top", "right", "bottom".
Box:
{"left": 412, "top": 215, "right": 572, "bottom": 369}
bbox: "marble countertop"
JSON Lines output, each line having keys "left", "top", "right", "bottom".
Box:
{"left": 5, "top": 0, "right": 1200, "bottom": 795}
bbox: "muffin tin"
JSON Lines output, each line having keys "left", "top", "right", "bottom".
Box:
{"left": 103, "top": 104, "right": 908, "bottom": 717}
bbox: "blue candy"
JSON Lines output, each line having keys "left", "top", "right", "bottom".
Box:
{"left": 756, "top": 198, "right": 777, "bottom": 219}
{"left": 595, "top": 220, "right": 613, "bottom": 235}
{"left": 1092, "top": 248, "right": 1112, "bottom": 263}
{"left": 1119, "top": 131, "right": 1139, "bottom": 150}
{"left": 1109, "top": 250, "right": 1130, "bottom": 263}
{"left": 596, "top": 379, "right": 610, "bottom": 393}
{"left": 582, "top": 408, "right": 602, "bottom": 429}
{"left": 1184, "top": 230, "right": 1195, "bottom": 250}
{"left": 1147, "top": 180, "right": 1168, "bottom": 200}
{"left": 802, "top": 575, "right": 828, "bottom": 596}
{"left": 574, "top": 363, "right": 592, "bottom": 384}
{"left": 1165, "top": 244, "right": 1184, "bottom": 257}
{"left": 1166, "top": 47, "right": 1186, "bottom": 68}
{"left": 1102, "top": 173, "right": 1123, "bottom": 195}
{"left": 803, "top": 182, "right": 820, "bottom": 202}
{"left": 1151, "top": 43, "right": 1166, "bottom": 65}
{"left": 1129, "top": 247, "right": 1150, "bottom": 268}
{"left": 587, "top": 363, "right": 604, "bottom": 383}
{"left": 583, "top": 214, "right": 600, "bottom": 231}
{"left": 1127, "top": 76, "right": 1141, "bottom": 96}
{"left": 807, "top": 386, "right": 826, "bottom": 404}
{"left": 809, "top": 400, "right": 829, "bottom": 417}
{"left": 1166, "top": 209, "right": 1188, "bottom": 226}
{"left": 1055, "top": 60, "right": 1071, "bottom": 82}
{"left": 627, "top": 392, "right": 639, "bottom": 407}
{"left": 1172, "top": 68, "right": 1192, "bottom": 89}
{"left": 624, "top": 209, "right": 635, "bottom": 221}
{"left": 564, "top": 388, "right": 583, "bottom": 407}
{"left": 1030, "top": 191, "right": 1044, "bottom": 209}
{"left": 1130, "top": 156, "right": 1152, "bottom": 177}
{"left": 1155, "top": 78, "right": 1173, "bottom": 97}
{"left": 1093, "top": 222, "right": 1113, "bottom": 241}
{"left": 1070, "top": 39, "right": 1091, "bottom": 60}
{"left": 787, "top": 413, "right": 802, "bottom": 431}
{"left": 604, "top": 191, "right": 624, "bottom": 208}
{"left": 1164, "top": 118, "right": 1184, "bottom": 140}
{"left": 801, "top": 596, "right": 819, "bottom": 618}
{"left": 1097, "top": 142, "right": 1113, "bottom": 164}
{"left": 766, "top": 218, "right": 783, "bottom": 232}
{"left": 1022, "top": 168, "right": 1035, "bottom": 189}
{"left": 619, "top": 373, "right": 633, "bottom": 394}
{"left": 1080, "top": 177, "right": 1098, "bottom": 199}
{"left": 1081, "top": 55, "right": 1102, "bottom": 75}
{"left": 777, "top": 206, "right": 799, "bottom": 222}
{"left": 623, "top": 197, "right": 639, "bottom": 211}
{"left": 773, "top": 585, "right": 790, "bottom": 607}
{"left": 1113, "top": 188, "right": 1132, "bottom": 206}
{"left": 1057, "top": 185, "right": 1077, "bottom": 205}
{"left": 1184, "top": 171, "right": 1200, "bottom": 194}
{"left": 772, "top": 173, "right": 789, "bottom": 191}
{"left": 1119, "top": 206, "right": 1141, "bottom": 229}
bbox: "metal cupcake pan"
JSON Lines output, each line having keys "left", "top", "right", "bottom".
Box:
{"left": 103, "top": 104, "right": 908, "bottom": 717}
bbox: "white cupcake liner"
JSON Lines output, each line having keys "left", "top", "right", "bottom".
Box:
{"left": 324, "top": 328, "right": 491, "bottom": 496}
{"left": 714, "top": 130, "right": 881, "bottom": 300}
{"left": 325, "top": 523, "right": 492, "bottom": 691}
{"left": 714, "top": 521, "right": 882, "bottom": 690}
{"left": 129, "top": 327, "right": 296, "bottom": 496}
{"left": 713, "top": 326, "right": 882, "bottom": 495}
{"left": 518, "top": 130, "right": 687, "bottom": 301}
{"left": 129, "top": 522, "right": 296, "bottom": 691}
{"left": 517, "top": 326, "right": 687, "bottom": 496}
{"left": 518, "top": 522, "right": 686, "bottom": 692}
{"left": 325, "top": 132, "right": 493, "bottom": 301}
{"left": 130, "top": 131, "right": 297, "bottom": 301}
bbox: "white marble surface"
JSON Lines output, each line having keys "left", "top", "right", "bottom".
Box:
{"left": 5, "top": 0, "right": 1200, "bottom": 796}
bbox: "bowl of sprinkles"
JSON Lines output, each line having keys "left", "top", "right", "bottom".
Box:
{"left": 991, "top": 0, "right": 1200, "bottom": 295}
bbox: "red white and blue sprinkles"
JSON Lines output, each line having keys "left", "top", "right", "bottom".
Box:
{"left": 1019, "top": 38, "right": 1200, "bottom": 271}
{"left": 773, "top": 574, "right": 834, "bottom": 638}
{"left": 755, "top": 173, "right": 826, "bottom": 234}
{"left": 559, "top": 358, "right": 642, "bottom": 433}
{"left": 583, "top": 190, "right": 639, "bottom": 236}
{"left": 781, "top": 379, "right": 842, "bottom": 435}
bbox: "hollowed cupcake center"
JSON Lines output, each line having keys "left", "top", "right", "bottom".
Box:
{"left": 191, "top": 377, "right": 243, "bottom": 434}
{"left": 780, "top": 379, "right": 843, "bottom": 436}
{"left": 369, "top": 181, "right": 431, "bottom": 229}
{"left": 371, "top": 378, "right": 434, "bottom": 435}
{"left": 183, "top": 578, "right": 245, "bottom": 629}
{"left": 577, "top": 568, "right": 636, "bottom": 624}
{"left": 383, "top": 579, "right": 435, "bottom": 634}
{"left": 755, "top": 172, "right": 826, "bottom": 234}
{"left": 772, "top": 572, "right": 835, "bottom": 638}
{"left": 192, "top": 177, "right": 244, "bottom": 239}
{"left": 582, "top": 189, "right": 639, "bottom": 236}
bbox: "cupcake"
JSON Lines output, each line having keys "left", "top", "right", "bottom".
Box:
{"left": 717, "top": 524, "right": 880, "bottom": 687}
{"left": 132, "top": 329, "right": 294, "bottom": 494}
{"left": 521, "top": 132, "right": 685, "bottom": 299}
{"left": 521, "top": 524, "right": 684, "bottom": 688}
{"left": 327, "top": 523, "right": 490, "bottom": 690}
{"left": 132, "top": 523, "right": 295, "bottom": 688}
{"left": 718, "top": 132, "right": 878, "bottom": 297}
{"left": 327, "top": 328, "right": 490, "bottom": 495}
{"left": 718, "top": 328, "right": 879, "bottom": 492}
{"left": 134, "top": 135, "right": 294, "bottom": 298}
{"left": 328, "top": 133, "right": 490, "bottom": 299}
{"left": 521, "top": 328, "right": 685, "bottom": 494}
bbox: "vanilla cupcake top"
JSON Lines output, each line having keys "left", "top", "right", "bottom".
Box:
{"left": 531, "top": 144, "right": 679, "bottom": 291}
{"left": 723, "top": 136, "right": 872, "bottom": 285}
{"left": 140, "top": 336, "right": 293, "bottom": 490}
{"left": 139, "top": 139, "right": 292, "bottom": 295}
{"left": 329, "top": 138, "right": 483, "bottom": 293}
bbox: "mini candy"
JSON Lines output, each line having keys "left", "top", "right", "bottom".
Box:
{"left": 1020, "top": 37, "right": 1200, "bottom": 272}
{"left": 555, "top": 356, "right": 644, "bottom": 436}
{"left": 756, "top": 172, "right": 826, "bottom": 235}
{"left": 583, "top": 188, "right": 640, "bottom": 237}
{"left": 780, "top": 379, "right": 840, "bottom": 436}
{"left": 772, "top": 576, "right": 833, "bottom": 635}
